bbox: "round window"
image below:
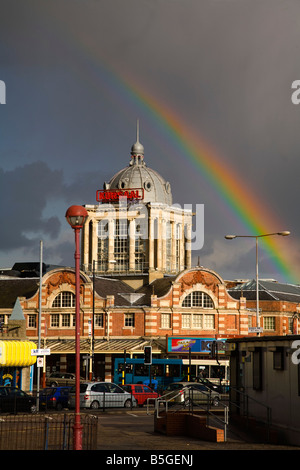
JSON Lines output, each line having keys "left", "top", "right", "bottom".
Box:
{"left": 144, "top": 181, "right": 152, "bottom": 191}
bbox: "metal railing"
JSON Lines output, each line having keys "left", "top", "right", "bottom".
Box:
{"left": 82, "top": 261, "right": 150, "bottom": 276}
{"left": 229, "top": 387, "right": 272, "bottom": 442}
{"left": 82, "top": 261, "right": 181, "bottom": 276}
{"left": 154, "top": 386, "right": 229, "bottom": 441}
{"left": 0, "top": 413, "right": 98, "bottom": 450}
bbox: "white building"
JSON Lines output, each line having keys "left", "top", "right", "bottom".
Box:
{"left": 228, "top": 335, "right": 300, "bottom": 446}
{"left": 81, "top": 126, "right": 193, "bottom": 287}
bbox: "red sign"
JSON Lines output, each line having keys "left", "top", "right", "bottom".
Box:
{"left": 96, "top": 188, "right": 144, "bottom": 202}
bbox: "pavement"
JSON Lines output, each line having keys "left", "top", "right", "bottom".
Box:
{"left": 95, "top": 409, "right": 300, "bottom": 452}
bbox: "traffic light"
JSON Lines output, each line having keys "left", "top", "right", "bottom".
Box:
{"left": 144, "top": 346, "right": 152, "bottom": 365}
{"left": 210, "top": 341, "right": 217, "bottom": 358}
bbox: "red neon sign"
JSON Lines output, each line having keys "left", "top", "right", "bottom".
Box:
{"left": 96, "top": 188, "right": 144, "bottom": 202}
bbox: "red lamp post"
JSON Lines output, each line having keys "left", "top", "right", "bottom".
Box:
{"left": 65, "top": 205, "right": 88, "bottom": 450}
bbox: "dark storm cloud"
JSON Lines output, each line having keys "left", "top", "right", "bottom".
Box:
{"left": 0, "top": 0, "right": 299, "bottom": 281}
{"left": 0, "top": 162, "right": 63, "bottom": 250}
{"left": 0, "top": 159, "right": 114, "bottom": 263}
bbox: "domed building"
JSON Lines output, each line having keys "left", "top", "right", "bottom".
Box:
{"left": 82, "top": 124, "right": 193, "bottom": 286}
{"left": 105, "top": 131, "right": 173, "bottom": 206}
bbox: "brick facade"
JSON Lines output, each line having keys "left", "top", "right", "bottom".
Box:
{"left": 14, "top": 267, "right": 251, "bottom": 341}
{"left": 1, "top": 265, "right": 296, "bottom": 383}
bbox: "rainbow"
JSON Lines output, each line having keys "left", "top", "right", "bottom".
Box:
{"left": 121, "top": 80, "right": 297, "bottom": 283}
{"left": 54, "top": 22, "right": 298, "bottom": 284}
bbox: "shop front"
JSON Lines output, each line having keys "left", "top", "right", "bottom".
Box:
{"left": 0, "top": 340, "right": 37, "bottom": 390}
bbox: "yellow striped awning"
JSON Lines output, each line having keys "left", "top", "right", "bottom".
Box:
{"left": 0, "top": 341, "right": 37, "bottom": 367}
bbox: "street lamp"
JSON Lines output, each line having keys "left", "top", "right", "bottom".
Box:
{"left": 225, "top": 231, "right": 290, "bottom": 334}
{"left": 65, "top": 205, "right": 88, "bottom": 450}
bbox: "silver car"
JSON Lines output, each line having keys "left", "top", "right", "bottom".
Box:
{"left": 68, "top": 382, "right": 137, "bottom": 409}
{"left": 163, "top": 382, "right": 220, "bottom": 407}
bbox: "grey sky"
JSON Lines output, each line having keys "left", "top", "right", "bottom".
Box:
{"left": 0, "top": 0, "right": 299, "bottom": 283}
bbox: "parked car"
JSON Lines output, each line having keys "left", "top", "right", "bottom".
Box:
{"left": 121, "top": 384, "right": 159, "bottom": 406}
{"left": 68, "top": 382, "right": 137, "bottom": 409}
{"left": 197, "top": 378, "right": 223, "bottom": 394}
{"left": 39, "top": 387, "right": 72, "bottom": 410}
{"left": 0, "top": 386, "right": 37, "bottom": 413}
{"left": 163, "top": 382, "right": 220, "bottom": 407}
{"left": 46, "top": 372, "right": 76, "bottom": 387}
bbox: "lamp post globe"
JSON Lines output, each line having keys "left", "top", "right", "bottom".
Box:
{"left": 65, "top": 205, "right": 88, "bottom": 229}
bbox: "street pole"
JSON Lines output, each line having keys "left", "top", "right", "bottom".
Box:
{"left": 225, "top": 231, "right": 290, "bottom": 336}
{"left": 256, "top": 237, "right": 259, "bottom": 331}
{"left": 36, "top": 240, "right": 43, "bottom": 412}
{"left": 92, "top": 259, "right": 95, "bottom": 381}
{"left": 65, "top": 205, "right": 88, "bottom": 451}
{"left": 73, "top": 226, "right": 83, "bottom": 450}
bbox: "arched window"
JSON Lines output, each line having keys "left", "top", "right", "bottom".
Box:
{"left": 182, "top": 291, "right": 214, "bottom": 309}
{"left": 52, "top": 291, "right": 75, "bottom": 308}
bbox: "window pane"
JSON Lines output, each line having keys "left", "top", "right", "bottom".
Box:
{"left": 61, "top": 314, "right": 70, "bottom": 327}
{"left": 182, "top": 295, "right": 191, "bottom": 307}
{"left": 161, "top": 314, "right": 170, "bottom": 328}
{"left": 124, "top": 313, "right": 134, "bottom": 327}
{"left": 193, "top": 314, "right": 202, "bottom": 328}
{"left": 51, "top": 314, "right": 59, "bottom": 327}
{"left": 28, "top": 314, "right": 37, "bottom": 328}
{"left": 204, "top": 314, "right": 215, "bottom": 329}
{"left": 95, "top": 314, "right": 103, "bottom": 327}
{"left": 182, "top": 314, "right": 191, "bottom": 328}
{"left": 202, "top": 293, "right": 214, "bottom": 308}
{"left": 182, "top": 291, "right": 214, "bottom": 308}
{"left": 263, "top": 316, "right": 275, "bottom": 330}
{"left": 52, "top": 292, "right": 74, "bottom": 308}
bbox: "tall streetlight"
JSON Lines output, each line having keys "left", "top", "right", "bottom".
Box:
{"left": 225, "top": 231, "right": 290, "bottom": 334}
{"left": 65, "top": 205, "right": 88, "bottom": 450}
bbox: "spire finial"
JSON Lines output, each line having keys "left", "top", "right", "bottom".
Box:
{"left": 136, "top": 118, "right": 140, "bottom": 143}
{"left": 130, "top": 119, "right": 144, "bottom": 163}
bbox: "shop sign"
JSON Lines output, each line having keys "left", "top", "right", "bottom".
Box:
{"left": 167, "top": 336, "right": 226, "bottom": 354}
{"left": 96, "top": 188, "right": 144, "bottom": 202}
{"left": 248, "top": 327, "right": 263, "bottom": 333}
{"left": 31, "top": 348, "right": 51, "bottom": 356}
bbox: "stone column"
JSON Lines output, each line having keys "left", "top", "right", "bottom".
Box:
{"left": 148, "top": 217, "right": 154, "bottom": 270}
{"left": 108, "top": 218, "right": 115, "bottom": 270}
{"left": 157, "top": 217, "right": 162, "bottom": 271}
{"left": 185, "top": 223, "right": 192, "bottom": 268}
{"left": 171, "top": 221, "right": 176, "bottom": 272}
{"left": 82, "top": 217, "right": 90, "bottom": 268}
{"left": 129, "top": 218, "right": 135, "bottom": 271}
{"left": 92, "top": 219, "right": 98, "bottom": 269}
{"left": 161, "top": 218, "right": 166, "bottom": 272}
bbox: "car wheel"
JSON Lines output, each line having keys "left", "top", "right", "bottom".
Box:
{"left": 56, "top": 403, "right": 63, "bottom": 411}
{"left": 90, "top": 400, "right": 100, "bottom": 409}
{"left": 124, "top": 399, "right": 132, "bottom": 408}
{"left": 30, "top": 404, "right": 37, "bottom": 414}
{"left": 212, "top": 397, "right": 219, "bottom": 407}
{"left": 184, "top": 398, "right": 193, "bottom": 407}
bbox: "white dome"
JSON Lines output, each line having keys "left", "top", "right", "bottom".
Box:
{"left": 104, "top": 132, "right": 172, "bottom": 205}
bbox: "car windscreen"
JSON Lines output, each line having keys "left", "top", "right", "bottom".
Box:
{"left": 106, "top": 383, "right": 124, "bottom": 394}
{"left": 41, "top": 388, "right": 56, "bottom": 396}
{"left": 72, "top": 384, "right": 89, "bottom": 393}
